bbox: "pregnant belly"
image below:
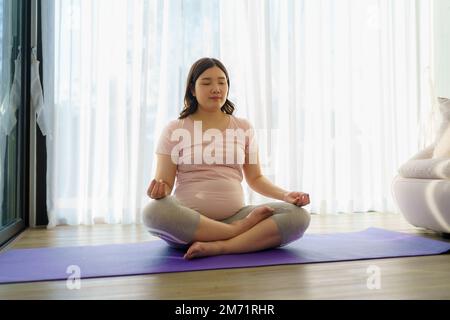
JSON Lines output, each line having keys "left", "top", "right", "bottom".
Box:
{"left": 174, "top": 180, "right": 245, "bottom": 220}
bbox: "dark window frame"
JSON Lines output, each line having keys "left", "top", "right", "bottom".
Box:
{"left": 35, "top": 0, "right": 47, "bottom": 226}
{"left": 0, "top": 0, "right": 31, "bottom": 248}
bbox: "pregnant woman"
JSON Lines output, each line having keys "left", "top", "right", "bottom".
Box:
{"left": 143, "top": 57, "right": 311, "bottom": 260}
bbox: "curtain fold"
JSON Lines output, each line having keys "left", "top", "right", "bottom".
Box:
{"left": 41, "top": 0, "right": 434, "bottom": 227}
{"left": 31, "top": 47, "right": 48, "bottom": 136}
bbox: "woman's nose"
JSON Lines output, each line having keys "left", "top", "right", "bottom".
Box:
{"left": 211, "top": 83, "right": 221, "bottom": 93}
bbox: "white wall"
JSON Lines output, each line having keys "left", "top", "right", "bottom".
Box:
{"left": 434, "top": 0, "right": 450, "bottom": 98}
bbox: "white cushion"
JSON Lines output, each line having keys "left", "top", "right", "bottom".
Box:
{"left": 399, "top": 158, "right": 450, "bottom": 179}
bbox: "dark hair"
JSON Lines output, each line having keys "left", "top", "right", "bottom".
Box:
{"left": 179, "top": 57, "right": 235, "bottom": 119}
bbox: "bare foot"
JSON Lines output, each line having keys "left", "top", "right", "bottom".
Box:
{"left": 184, "top": 241, "right": 225, "bottom": 260}
{"left": 230, "top": 206, "right": 275, "bottom": 236}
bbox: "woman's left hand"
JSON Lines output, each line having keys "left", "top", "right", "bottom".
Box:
{"left": 283, "top": 191, "right": 310, "bottom": 207}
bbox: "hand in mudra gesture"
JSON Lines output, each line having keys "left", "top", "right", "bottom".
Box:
{"left": 147, "top": 179, "right": 169, "bottom": 199}
{"left": 283, "top": 191, "right": 310, "bottom": 207}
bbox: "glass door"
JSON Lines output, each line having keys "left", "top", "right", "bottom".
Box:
{"left": 0, "top": 0, "right": 29, "bottom": 248}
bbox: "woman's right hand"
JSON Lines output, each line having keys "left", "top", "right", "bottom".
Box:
{"left": 147, "top": 179, "right": 169, "bottom": 199}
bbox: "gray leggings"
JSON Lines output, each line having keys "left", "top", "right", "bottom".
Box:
{"left": 142, "top": 196, "right": 311, "bottom": 249}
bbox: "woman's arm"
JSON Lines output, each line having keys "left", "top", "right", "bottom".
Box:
{"left": 246, "top": 174, "right": 288, "bottom": 201}
{"left": 243, "top": 153, "right": 309, "bottom": 206}
{"left": 147, "top": 154, "right": 177, "bottom": 199}
{"left": 242, "top": 153, "right": 285, "bottom": 200}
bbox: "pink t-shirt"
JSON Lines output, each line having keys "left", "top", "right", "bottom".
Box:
{"left": 156, "top": 115, "right": 258, "bottom": 220}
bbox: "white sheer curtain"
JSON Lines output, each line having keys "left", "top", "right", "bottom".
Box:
{"left": 221, "top": 0, "right": 434, "bottom": 213}
{"left": 41, "top": 0, "right": 434, "bottom": 227}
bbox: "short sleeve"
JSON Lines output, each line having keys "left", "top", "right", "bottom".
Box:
{"left": 155, "top": 120, "right": 181, "bottom": 162}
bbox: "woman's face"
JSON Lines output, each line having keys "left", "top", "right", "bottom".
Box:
{"left": 193, "top": 66, "right": 228, "bottom": 113}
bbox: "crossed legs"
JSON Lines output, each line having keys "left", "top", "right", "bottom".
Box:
{"left": 142, "top": 196, "right": 311, "bottom": 259}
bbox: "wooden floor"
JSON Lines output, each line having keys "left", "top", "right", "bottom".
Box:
{"left": 1, "top": 212, "right": 450, "bottom": 300}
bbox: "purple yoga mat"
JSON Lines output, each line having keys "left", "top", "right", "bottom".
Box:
{"left": 0, "top": 227, "right": 449, "bottom": 284}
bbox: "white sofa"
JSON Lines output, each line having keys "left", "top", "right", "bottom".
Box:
{"left": 392, "top": 144, "right": 450, "bottom": 237}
